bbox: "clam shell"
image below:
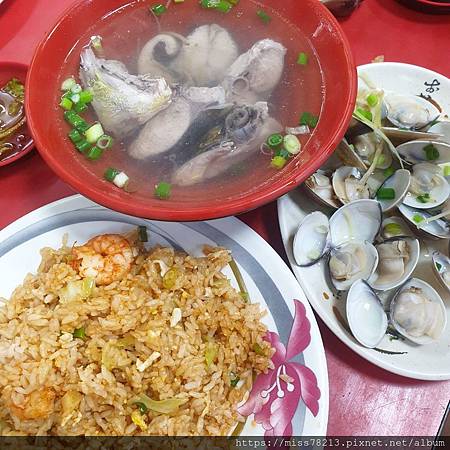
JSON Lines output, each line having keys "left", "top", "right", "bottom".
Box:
{"left": 368, "top": 237, "right": 420, "bottom": 291}
{"left": 381, "top": 127, "right": 443, "bottom": 143}
{"left": 427, "top": 121, "right": 450, "bottom": 145}
{"left": 376, "top": 169, "right": 411, "bottom": 212}
{"left": 380, "top": 216, "right": 414, "bottom": 239}
{"left": 334, "top": 139, "right": 367, "bottom": 170}
{"left": 397, "top": 140, "right": 450, "bottom": 165}
{"left": 431, "top": 251, "right": 450, "bottom": 294}
{"left": 304, "top": 172, "right": 341, "bottom": 210}
{"left": 402, "top": 173, "right": 450, "bottom": 210}
{"left": 398, "top": 204, "right": 450, "bottom": 240}
{"left": 329, "top": 241, "right": 379, "bottom": 291}
{"left": 329, "top": 199, "right": 382, "bottom": 246}
{"left": 390, "top": 278, "right": 447, "bottom": 345}
{"left": 293, "top": 211, "right": 330, "bottom": 267}
{"left": 346, "top": 280, "right": 388, "bottom": 348}
{"left": 332, "top": 166, "right": 369, "bottom": 204}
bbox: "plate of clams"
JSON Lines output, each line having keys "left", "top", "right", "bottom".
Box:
{"left": 278, "top": 62, "right": 450, "bottom": 380}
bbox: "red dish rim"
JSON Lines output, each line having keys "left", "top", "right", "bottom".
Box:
{"left": 26, "top": 0, "right": 357, "bottom": 221}
{"left": 0, "top": 61, "right": 34, "bottom": 168}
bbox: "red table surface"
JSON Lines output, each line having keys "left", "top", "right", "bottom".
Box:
{"left": 1, "top": 0, "right": 449, "bottom": 437}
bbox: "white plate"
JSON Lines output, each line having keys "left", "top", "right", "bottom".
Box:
{"left": 278, "top": 63, "right": 450, "bottom": 381}
{"left": 0, "top": 195, "right": 328, "bottom": 436}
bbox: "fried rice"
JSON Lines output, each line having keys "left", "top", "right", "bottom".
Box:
{"left": 0, "top": 233, "right": 273, "bottom": 436}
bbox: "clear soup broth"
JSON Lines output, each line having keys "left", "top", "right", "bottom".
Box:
{"left": 58, "top": 0, "right": 324, "bottom": 202}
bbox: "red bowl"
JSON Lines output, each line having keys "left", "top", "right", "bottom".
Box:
{"left": 0, "top": 62, "right": 34, "bottom": 167}
{"left": 26, "top": 0, "right": 356, "bottom": 221}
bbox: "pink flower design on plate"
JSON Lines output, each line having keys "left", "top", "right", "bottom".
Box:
{"left": 238, "top": 300, "right": 320, "bottom": 437}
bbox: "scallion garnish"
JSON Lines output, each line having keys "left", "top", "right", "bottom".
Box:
{"left": 377, "top": 187, "right": 396, "bottom": 200}
{"left": 417, "top": 193, "right": 431, "bottom": 203}
{"left": 113, "top": 171, "right": 130, "bottom": 189}
{"left": 86, "top": 146, "right": 103, "bottom": 160}
{"left": 70, "top": 93, "right": 81, "bottom": 104}
{"left": 444, "top": 165, "right": 450, "bottom": 177}
{"left": 413, "top": 214, "right": 424, "bottom": 224}
{"left": 68, "top": 129, "right": 83, "bottom": 144}
{"left": 256, "top": 9, "right": 271, "bottom": 23}
{"left": 230, "top": 374, "right": 240, "bottom": 388}
{"left": 70, "top": 84, "right": 82, "bottom": 94}
{"left": 151, "top": 3, "right": 167, "bottom": 15}
{"left": 200, "top": 0, "right": 233, "bottom": 12}
{"left": 90, "top": 36, "right": 103, "bottom": 54}
{"left": 79, "top": 90, "right": 94, "bottom": 104}
{"left": 73, "top": 327, "right": 86, "bottom": 340}
{"left": 154, "top": 182, "right": 172, "bottom": 200}
{"left": 85, "top": 123, "right": 104, "bottom": 144}
{"left": 59, "top": 97, "right": 73, "bottom": 111}
{"left": 104, "top": 167, "right": 120, "bottom": 182}
{"left": 297, "top": 52, "right": 309, "bottom": 66}
{"left": 299, "top": 112, "right": 319, "bottom": 128}
{"left": 271, "top": 155, "right": 287, "bottom": 170}
{"left": 436, "top": 262, "right": 442, "bottom": 271}
{"left": 135, "top": 402, "right": 148, "bottom": 414}
{"left": 355, "top": 107, "right": 373, "bottom": 122}
{"left": 96, "top": 134, "right": 114, "bottom": 150}
{"left": 283, "top": 134, "right": 301, "bottom": 155}
{"left": 383, "top": 166, "right": 395, "bottom": 178}
{"left": 138, "top": 226, "right": 148, "bottom": 242}
{"left": 366, "top": 93, "right": 379, "bottom": 107}
{"left": 64, "top": 111, "right": 89, "bottom": 132}
{"left": 75, "top": 140, "right": 91, "bottom": 153}
{"left": 423, "top": 143, "right": 440, "bottom": 161}
{"left": 73, "top": 102, "right": 88, "bottom": 114}
{"left": 276, "top": 148, "right": 291, "bottom": 160}
{"left": 61, "top": 77, "right": 77, "bottom": 92}
{"left": 266, "top": 133, "right": 283, "bottom": 149}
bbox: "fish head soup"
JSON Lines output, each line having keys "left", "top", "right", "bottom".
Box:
{"left": 57, "top": 0, "right": 324, "bottom": 204}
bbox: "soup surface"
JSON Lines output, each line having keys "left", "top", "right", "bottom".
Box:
{"left": 58, "top": 0, "right": 324, "bottom": 201}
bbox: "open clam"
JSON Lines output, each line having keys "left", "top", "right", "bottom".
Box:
{"left": 390, "top": 278, "right": 447, "bottom": 345}
{"left": 332, "top": 166, "right": 370, "bottom": 204}
{"left": 304, "top": 171, "right": 341, "bottom": 209}
{"left": 368, "top": 237, "right": 420, "bottom": 291}
{"left": 402, "top": 163, "right": 450, "bottom": 210}
{"left": 293, "top": 212, "right": 330, "bottom": 266}
{"left": 428, "top": 121, "right": 450, "bottom": 144}
{"left": 375, "top": 169, "right": 411, "bottom": 213}
{"left": 329, "top": 241, "right": 379, "bottom": 291}
{"left": 432, "top": 251, "right": 450, "bottom": 294}
{"left": 383, "top": 93, "right": 441, "bottom": 131}
{"left": 329, "top": 199, "right": 382, "bottom": 246}
{"left": 380, "top": 216, "right": 413, "bottom": 239}
{"left": 346, "top": 280, "right": 388, "bottom": 348}
{"left": 397, "top": 140, "right": 450, "bottom": 165}
{"left": 352, "top": 133, "right": 392, "bottom": 170}
{"left": 398, "top": 203, "right": 450, "bottom": 240}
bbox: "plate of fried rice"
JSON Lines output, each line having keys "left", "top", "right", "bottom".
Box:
{"left": 0, "top": 195, "right": 327, "bottom": 437}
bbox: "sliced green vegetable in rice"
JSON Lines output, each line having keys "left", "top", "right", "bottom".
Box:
{"left": 130, "top": 393, "right": 188, "bottom": 414}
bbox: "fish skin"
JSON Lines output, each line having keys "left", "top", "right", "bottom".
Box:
{"left": 79, "top": 48, "right": 172, "bottom": 137}
{"left": 172, "top": 102, "right": 282, "bottom": 186}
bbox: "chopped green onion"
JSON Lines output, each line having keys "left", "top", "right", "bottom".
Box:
{"left": 86, "top": 146, "right": 103, "bottom": 160}
{"left": 75, "top": 140, "right": 91, "bottom": 153}
{"left": 271, "top": 155, "right": 287, "bottom": 170}
{"left": 113, "top": 172, "right": 129, "bottom": 189}
{"left": 90, "top": 36, "right": 103, "bottom": 53}
{"left": 79, "top": 90, "right": 94, "bottom": 104}
{"left": 73, "top": 102, "right": 88, "bottom": 114}
{"left": 70, "top": 93, "right": 80, "bottom": 104}
{"left": 444, "top": 165, "right": 450, "bottom": 177}
{"left": 68, "top": 129, "right": 83, "bottom": 144}
{"left": 423, "top": 144, "right": 440, "bottom": 161}
{"left": 299, "top": 112, "right": 319, "bottom": 128}
{"left": 373, "top": 153, "right": 386, "bottom": 167}
{"left": 60, "top": 97, "right": 73, "bottom": 111}
{"left": 61, "top": 77, "right": 77, "bottom": 92}
{"left": 154, "top": 182, "right": 171, "bottom": 200}
{"left": 138, "top": 226, "right": 148, "bottom": 243}
{"left": 73, "top": 327, "right": 86, "bottom": 340}
{"left": 205, "top": 340, "right": 218, "bottom": 367}
{"left": 355, "top": 107, "right": 373, "bottom": 122}
{"left": 417, "top": 193, "right": 431, "bottom": 203}
{"left": 96, "top": 134, "right": 114, "bottom": 149}
{"left": 256, "top": 9, "right": 271, "bottom": 23}
{"left": 266, "top": 133, "right": 283, "bottom": 149}
{"left": 70, "top": 84, "right": 82, "bottom": 94}
{"left": 85, "top": 123, "right": 104, "bottom": 144}
{"left": 276, "top": 148, "right": 291, "bottom": 160}
{"left": 366, "top": 93, "right": 379, "bottom": 108}
{"left": 283, "top": 134, "right": 301, "bottom": 155}
{"left": 297, "top": 52, "right": 309, "bottom": 66}
{"left": 200, "top": 0, "right": 232, "bottom": 12}
{"left": 135, "top": 402, "right": 148, "bottom": 414}
{"left": 377, "top": 187, "right": 396, "bottom": 200}
{"left": 104, "top": 167, "right": 120, "bottom": 182}
{"left": 253, "top": 342, "right": 265, "bottom": 355}
{"left": 230, "top": 374, "right": 240, "bottom": 388}
{"left": 436, "top": 262, "right": 442, "bottom": 271}
{"left": 383, "top": 223, "right": 402, "bottom": 236}
{"left": 64, "top": 111, "right": 89, "bottom": 132}
{"left": 383, "top": 167, "right": 395, "bottom": 178}
{"left": 129, "top": 394, "right": 187, "bottom": 414}
{"left": 413, "top": 214, "right": 424, "bottom": 224}
{"left": 151, "top": 3, "right": 167, "bottom": 15}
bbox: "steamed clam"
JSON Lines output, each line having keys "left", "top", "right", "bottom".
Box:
{"left": 304, "top": 171, "right": 341, "bottom": 209}
{"left": 376, "top": 169, "right": 411, "bottom": 213}
{"left": 352, "top": 133, "right": 392, "bottom": 170}
{"left": 332, "top": 166, "right": 370, "bottom": 204}
{"left": 432, "top": 251, "right": 450, "bottom": 293}
{"left": 390, "top": 278, "right": 447, "bottom": 344}
{"left": 397, "top": 139, "right": 450, "bottom": 165}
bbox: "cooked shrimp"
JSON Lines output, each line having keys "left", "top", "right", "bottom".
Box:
{"left": 71, "top": 234, "right": 135, "bottom": 285}
{"left": 9, "top": 388, "right": 55, "bottom": 420}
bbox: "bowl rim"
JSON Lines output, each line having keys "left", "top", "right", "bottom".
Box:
{"left": 0, "top": 61, "right": 34, "bottom": 168}
{"left": 26, "top": 0, "right": 357, "bottom": 221}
